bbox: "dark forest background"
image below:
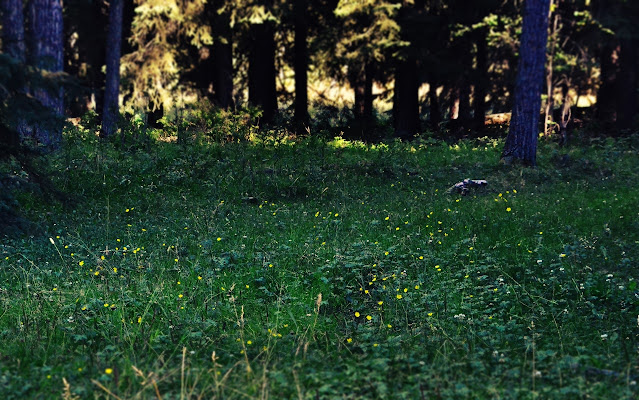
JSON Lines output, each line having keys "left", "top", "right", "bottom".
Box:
{"left": 2, "top": 0, "right": 638, "bottom": 145}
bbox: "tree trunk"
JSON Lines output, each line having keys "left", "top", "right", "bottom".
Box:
{"left": 449, "top": 86, "right": 460, "bottom": 120}
{"left": 363, "top": 62, "right": 374, "bottom": 125}
{"left": 450, "top": 41, "right": 472, "bottom": 133}
{"left": 459, "top": 81, "right": 472, "bottom": 125}
{"left": 212, "top": 1, "right": 234, "bottom": 109}
{"left": 616, "top": 38, "right": 638, "bottom": 131}
{"left": 64, "top": 0, "right": 111, "bottom": 117}
{"left": 428, "top": 80, "right": 441, "bottom": 131}
{"left": 122, "top": 0, "right": 135, "bottom": 54}
{"left": 147, "top": 105, "right": 163, "bottom": 128}
{"left": 459, "top": 40, "right": 473, "bottom": 126}
{"left": 544, "top": 7, "right": 559, "bottom": 136}
{"left": 597, "top": 42, "right": 620, "bottom": 124}
{"left": 293, "top": 0, "right": 309, "bottom": 129}
{"left": 27, "top": 0, "right": 64, "bottom": 150}
{"left": 213, "top": 40, "right": 234, "bottom": 110}
{"left": 1, "top": 0, "right": 27, "bottom": 145}
{"left": 558, "top": 83, "right": 571, "bottom": 146}
{"left": 101, "top": 0, "right": 124, "bottom": 137}
{"left": 473, "top": 28, "right": 488, "bottom": 131}
{"left": 248, "top": 7, "right": 277, "bottom": 124}
{"left": 393, "top": 57, "right": 420, "bottom": 139}
{"left": 351, "top": 64, "right": 366, "bottom": 120}
{"left": 2, "top": 0, "right": 26, "bottom": 63}
{"left": 349, "top": 62, "right": 374, "bottom": 138}
{"left": 501, "top": 0, "right": 551, "bottom": 167}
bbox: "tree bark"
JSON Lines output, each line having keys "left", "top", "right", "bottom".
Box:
{"left": 349, "top": 61, "right": 374, "bottom": 138}
{"left": 1, "top": 0, "right": 27, "bottom": 145}
{"left": 147, "top": 105, "right": 163, "bottom": 128}
{"left": 558, "top": 83, "right": 571, "bottom": 146}
{"left": 393, "top": 57, "right": 420, "bottom": 139}
{"left": 248, "top": 4, "right": 277, "bottom": 124}
{"left": 212, "top": 1, "right": 234, "bottom": 109}
{"left": 449, "top": 86, "right": 460, "bottom": 120}
{"left": 351, "top": 64, "right": 366, "bottom": 120}
{"left": 101, "top": 0, "right": 124, "bottom": 137}
{"left": 428, "top": 80, "right": 441, "bottom": 131}
{"left": 473, "top": 28, "right": 488, "bottom": 131}
{"left": 458, "top": 40, "right": 473, "bottom": 127}
{"left": 616, "top": 38, "right": 638, "bottom": 131}
{"left": 293, "top": 0, "right": 309, "bottom": 129}
{"left": 363, "top": 62, "right": 374, "bottom": 125}
{"left": 449, "top": 39, "right": 472, "bottom": 135}
{"left": 63, "top": 0, "right": 109, "bottom": 117}
{"left": 501, "top": 0, "right": 551, "bottom": 167}
{"left": 596, "top": 42, "right": 619, "bottom": 124}
{"left": 459, "top": 81, "right": 472, "bottom": 124}
{"left": 27, "top": 0, "right": 64, "bottom": 150}
{"left": 544, "top": 7, "right": 559, "bottom": 136}
{"left": 1, "top": 0, "right": 27, "bottom": 63}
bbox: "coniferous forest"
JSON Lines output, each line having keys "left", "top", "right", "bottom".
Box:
{"left": 1, "top": 1, "right": 638, "bottom": 398}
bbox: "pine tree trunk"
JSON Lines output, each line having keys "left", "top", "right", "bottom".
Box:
{"left": 213, "top": 40, "right": 234, "bottom": 109}
{"left": 248, "top": 6, "right": 277, "bottom": 124}
{"left": 1, "top": 0, "right": 26, "bottom": 63}
{"left": 458, "top": 41, "right": 473, "bottom": 128}
{"left": 459, "top": 82, "right": 472, "bottom": 125}
{"left": 293, "top": 0, "right": 309, "bottom": 129}
{"left": 597, "top": 43, "right": 620, "bottom": 124}
{"left": 350, "top": 62, "right": 374, "bottom": 138}
{"left": 101, "top": 0, "right": 123, "bottom": 137}
{"left": 363, "top": 62, "right": 374, "bottom": 125}
{"left": 393, "top": 57, "right": 420, "bottom": 139}
{"left": 473, "top": 28, "right": 488, "bottom": 130}
{"left": 147, "top": 105, "right": 163, "bottom": 128}
{"left": 450, "top": 86, "right": 460, "bottom": 121}
{"left": 616, "top": 38, "right": 638, "bottom": 131}
{"left": 212, "top": 1, "right": 234, "bottom": 109}
{"left": 351, "top": 64, "right": 366, "bottom": 120}
{"left": 1, "top": 0, "right": 27, "bottom": 145}
{"left": 428, "top": 80, "right": 441, "bottom": 131}
{"left": 544, "top": 8, "right": 559, "bottom": 136}
{"left": 501, "top": 0, "right": 551, "bottom": 167}
{"left": 27, "top": 0, "right": 64, "bottom": 150}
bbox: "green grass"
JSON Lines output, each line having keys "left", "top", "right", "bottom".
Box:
{"left": 1, "top": 132, "right": 638, "bottom": 399}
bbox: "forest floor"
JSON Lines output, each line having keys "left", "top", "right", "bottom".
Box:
{"left": 1, "top": 131, "right": 638, "bottom": 399}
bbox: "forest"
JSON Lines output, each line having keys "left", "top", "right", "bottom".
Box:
{"left": 0, "top": 0, "right": 638, "bottom": 398}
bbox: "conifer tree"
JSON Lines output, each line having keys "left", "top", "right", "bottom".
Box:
{"left": 121, "top": 0, "right": 212, "bottom": 116}
{"left": 334, "top": 0, "right": 402, "bottom": 138}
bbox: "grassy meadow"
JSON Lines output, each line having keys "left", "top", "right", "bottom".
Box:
{"left": 1, "top": 130, "right": 638, "bottom": 399}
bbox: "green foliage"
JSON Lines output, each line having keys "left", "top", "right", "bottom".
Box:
{"left": 121, "top": 0, "right": 212, "bottom": 113}
{"left": 0, "top": 132, "right": 638, "bottom": 398}
{"left": 331, "top": 0, "right": 403, "bottom": 81}
{"left": 151, "top": 102, "right": 262, "bottom": 143}
{"left": 334, "top": 0, "right": 404, "bottom": 60}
